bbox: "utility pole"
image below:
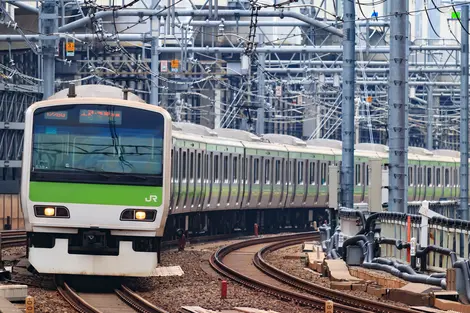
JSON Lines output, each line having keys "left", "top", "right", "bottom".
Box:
{"left": 427, "top": 86, "right": 434, "bottom": 150}
{"left": 40, "top": 0, "right": 59, "bottom": 99}
{"left": 341, "top": 0, "right": 355, "bottom": 209}
{"left": 256, "top": 52, "right": 266, "bottom": 135}
{"left": 460, "top": 5, "right": 469, "bottom": 221}
{"left": 150, "top": 0, "right": 160, "bottom": 105}
{"left": 389, "top": 0, "right": 407, "bottom": 213}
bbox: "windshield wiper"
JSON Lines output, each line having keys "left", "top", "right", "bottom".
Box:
{"left": 61, "top": 166, "right": 111, "bottom": 178}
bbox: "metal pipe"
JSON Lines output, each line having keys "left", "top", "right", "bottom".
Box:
{"left": 5, "top": 0, "right": 39, "bottom": 14}
{"left": 263, "top": 67, "right": 464, "bottom": 73}
{"left": 460, "top": 5, "right": 469, "bottom": 221}
{"left": 58, "top": 9, "right": 345, "bottom": 37}
{"left": 150, "top": 3, "right": 160, "bottom": 106}
{"left": 388, "top": 0, "right": 407, "bottom": 212}
{"left": 341, "top": 0, "right": 355, "bottom": 210}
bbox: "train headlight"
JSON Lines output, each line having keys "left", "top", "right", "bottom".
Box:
{"left": 120, "top": 209, "right": 156, "bottom": 222}
{"left": 34, "top": 206, "right": 70, "bottom": 218}
{"left": 44, "top": 207, "right": 55, "bottom": 216}
{"left": 135, "top": 211, "right": 146, "bottom": 220}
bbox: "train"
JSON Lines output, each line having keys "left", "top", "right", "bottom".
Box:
{"left": 21, "top": 84, "right": 463, "bottom": 277}
{"left": 21, "top": 85, "right": 172, "bottom": 276}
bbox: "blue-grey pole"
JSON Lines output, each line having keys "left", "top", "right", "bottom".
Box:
{"left": 427, "top": 86, "right": 434, "bottom": 150}
{"left": 256, "top": 52, "right": 266, "bottom": 135}
{"left": 150, "top": 2, "right": 160, "bottom": 106}
{"left": 460, "top": 5, "right": 469, "bottom": 221}
{"left": 341, "top": 0, "right": 355, "bottom": 209}
{"left": 403, "top": 2, "right": 409, "bottom": 213}
{"left": 40, "top": 0, "right": 58, "bottom": 99}
{"left": 389, "top": 0, "right": 407, "bottom": 212}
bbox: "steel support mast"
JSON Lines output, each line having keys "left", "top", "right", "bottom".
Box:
{"left": 40, "top": 0, "right": 59, "bottom": 99}
{"left": 150, "top": 0, "right": 160, "bottom": 105}
{"left": 256, "top": 52, "right": 266, "bottom": 135}
{"left": 341, "top": 0, "right": 355, "bottom": 209}
{"left": 389, "top": 0, "right": 407, "bottom": 212}
{"left": 460, "top": 5, "right": 469, "bottom": 220}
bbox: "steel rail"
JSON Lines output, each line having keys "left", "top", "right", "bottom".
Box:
{"left": 255, "top": 240, "right": 419, "bottom": 313}
{"left": 115, "top": 284, "right": 170, "bottom": 313}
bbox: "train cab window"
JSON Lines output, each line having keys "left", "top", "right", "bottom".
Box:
{"left": 182, "top": 151, "right": 187, "bottom": 181}
{"left": 436, "top": 168, "right": 441, "bottom": 186}
{"left": 297, "top": 161, "right": 304, "bottom": 184}
{"left": 265, "top": 159, "right": 271, "bottom": 184}
{"left": 275, "top": 160, "right": 281, "bottom": 184}
{"left": 254, "top": 158, "right": 260, "bottom": 184}
{"left": 427, "top": 167, "right": 432, "bottom": 186}
{"left": 223, "top": 155, "right": 229, "bottom": 183}
{"left": 190, "top": 152, "right": 194, "bottom": 181}
{"left": 445, "top": 168, "right": 450, "bottom": 187}
{"left": 309, "top": 162, "right": 315, "bottom": 185}
{"left": 233, "top": 156, "right": 238, "bottom": 183}
{"left": 355, "top": 164, "right": 361, "bottom": 186}
{"left": 321, "top": 162, "right": 327, "bottom": 185}
{"left": 197, "top": 154, "right": 202, "bottom": 181}
{"left": 214, "top": 154, "right": 220, "bottom": 182}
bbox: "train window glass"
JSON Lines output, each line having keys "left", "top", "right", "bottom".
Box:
{"left": 455, "top": 169, "right": 459, "bottom": 186}
{"left": 265, "top": 159, "right": 271, "bottom": 184}
{"left": 214, "top": 154, "right": 219, "bottom": 182}
{"left": 408, "top": 167, "right": 413, "bottom": 186}
{"left": 366, "top": 165, "right": 370, "bottom": 185}
{"left": 275, "top": 160, "right": 281, "bottom": 184}
{"left": 427, "top": 167, "right": 432, "bottom": 186}
{"left": 174, "top": 150, "right": 179, "bottom": 183}
{"left": 309, "top": 162, "right": 315, "bottom": 185}
{"left": 321, "top": 162, "right": 327, "bottom": 185}
{"left": 204, "top": 155, "right": 209, "bottom": 180}
{"left": 254, "top": 158, "right": 260, "bottom": 184}
{"left": 197, "top": 154, "right": 202, "bottom": 180}
{"left": 355, "top": 164, "right": 361, "bottom": 186}
{"left": 182, "top": 151, "right": 187, "bottom": 180}
{"left": 242, "top": 157, "right": 246, "bottom": 183}
{"left": 223, "top": 155, "right": 229, "bottom": 183}
{"left": 418, "top": 167, "right": 422, "bottom": 185}
{"left": 233, "top": 156, "right": 238, "bottom": 183}
{"left": 436, "top": 168, "right": 441, "bottom": 186}
{"left": 298, "top": 161, "right": 304, "bottom": 184}
{"left": 190, "top": 152, "right": 194, "bottom": 180}
{"left": 445, "top": 168, "right": 450, "bottom": 186}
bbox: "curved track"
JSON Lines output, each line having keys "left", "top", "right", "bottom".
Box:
{"left": 210, "top": 232, "right": 419, "bottom": 313}
{"left": 56, "top": 279, "right": 168, "bottom": 313}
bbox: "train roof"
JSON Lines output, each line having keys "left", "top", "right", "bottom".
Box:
{"left": 49, "top": 84, "right": 145, "bottom": 102}
{"left": 306, "top": 139, "right": 342, "bottom": 150}
{"left": 173, "top": 122, "right": 217, "bottom": 137}
{"left": 262, "top": 134, "right": 307, "bottom": 147}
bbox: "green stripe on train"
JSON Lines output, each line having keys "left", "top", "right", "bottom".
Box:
{"left": 29, "top": 182, "right": 163, "bottom": 207}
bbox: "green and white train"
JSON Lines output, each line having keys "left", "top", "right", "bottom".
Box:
{"left": 21, "top": 84, "right": 463, "bottom": 277}
{"left": 21, "top": 85, "right": 172, "bottom": 276}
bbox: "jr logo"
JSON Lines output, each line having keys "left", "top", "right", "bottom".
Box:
{"left": 145, "top": 195, "right": 158, "bottom": 202}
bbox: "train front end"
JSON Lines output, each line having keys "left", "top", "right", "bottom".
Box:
{"left": 21, "top": 93, "right": 171, "bottom": 276}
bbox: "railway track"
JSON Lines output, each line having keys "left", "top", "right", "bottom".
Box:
{"left": 56, "top": 279, "right": 169, "bottom": 313}
{"left": 1, "top": 230, "right": 27, "bottom": 248}
{"left": 210, "top": 232, "right": 419, "bottom": 313}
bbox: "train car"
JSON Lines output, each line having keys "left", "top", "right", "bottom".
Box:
{"left": 21, "top": 85, "right": 172, "bottom": 276}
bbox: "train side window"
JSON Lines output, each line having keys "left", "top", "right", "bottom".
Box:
{"left": 204, "top": 154, "right": 209, "bottom": 180}
{"left": 254, "top": 158, "right": 260, "bottom": 184}
{"left": 173, "top": 150, "right": 179, "bottom": 183}
{"left": 445, "top": 168, "right": 450, "bottom": 187}
{"left": 275, "top": 160, "right": 281, "bottom": 184}
{"left": 355, "top": 164, "right": 360, "bottom": 186}
{"left": 197, "top": 153, "right": 202, "bottom": 181}
{"left": 190, "top": 152, "right": 194, "bottom": 181}
{"left": 436, "top": 168, "right": 441, "bottom": 186}
{"left": 366, "top": 165, "right": 370, "bottom": 185}
{"left": 408, "top": 167, "right": 413, "bottom": 186}
{"left": 182, "top": 151, "right": 187, "bottom": 181}
{"left": 265, "top": 159, "right": 271, "bottom": 184}
{"left": 233, "top": 156, "right": 238, "bottom": 183}
{"left": 427, "top": 167, "right": 432, "bottom": 186}
{"left": 455, "top": 169, "right": 459, "bottom": 186}
{"left": 223, "top": 155, "right": 229, "bottom": 183}
{"left": 214, "top": 154, "right": 219, "bottom": 182}
{"left": 297, "top": 161, "right": 304, "bottom": 184}
{"left": 418, "top": 167, "right": 422, "bottom": 185}
{"left": 242, "top": 157, "right": 246, "bottom": 183}
{"left": 309, "top": 161, "right": 315, "bottom": 185}
{"left": 321, "top": 162, "right": 327, "bottom": 185}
